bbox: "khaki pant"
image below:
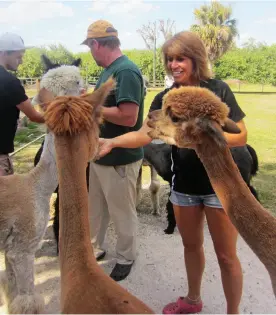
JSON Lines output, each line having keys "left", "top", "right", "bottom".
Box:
{"left": 0, "top": 154, "right": 14, "bottom": 176}
{"left": 88, "top": 159, "right": 142, "bottom": 264}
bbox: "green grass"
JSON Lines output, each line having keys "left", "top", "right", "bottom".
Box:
{"left": 12, "top": 144, "right": 44, "bottom": 174}
{"left": 17, "top": 86, "right": 276, "bottom": 214}
{"left": 236, "top": 93, "right": 276, "bottom": 213}
{"left": 14, "top": 122, "right": 45, "bottom": 148}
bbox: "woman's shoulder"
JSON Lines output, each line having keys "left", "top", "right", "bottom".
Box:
{"left": 200, "top": 78, "right": 234, "bottom": 102}
{"left": 149, "top": 85, "right": 175, "bottom": 112}
{"left": 156, "top": 86, "right": 174, "bottom": 98}
{"left": 200, "top": 78, "right": 230, "bottom": 91}
{"left": 200, "top": 78, "right": 229, "bottom": 88}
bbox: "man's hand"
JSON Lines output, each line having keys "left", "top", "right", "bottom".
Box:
{"left": 80, "top": 87, "right": 87, "bottom": 95}
{"left": 17, "top": 99, "right": 45, "bottom": 123}
{"left": 96, "top": 138, "right": 114, "bottom": 159}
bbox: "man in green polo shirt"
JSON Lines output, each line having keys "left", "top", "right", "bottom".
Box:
{"left": 81, "top": 20, "right": 144, "bottom": 281}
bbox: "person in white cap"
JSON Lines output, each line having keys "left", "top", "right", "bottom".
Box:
{"left": 0, "top": 32, "right": 45, "bottom": 176}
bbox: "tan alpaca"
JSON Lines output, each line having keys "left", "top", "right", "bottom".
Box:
{"left": 0, "top": 131, "right": 58, "bottom": 314}
{"left": 0, "top": 62, "right": 86, "bottom": 314}
{"left": 42, "top": 78, "right": 154, "bottom": 314}
{"left": 146, "top": 85, "right": 276, "bottom": 298}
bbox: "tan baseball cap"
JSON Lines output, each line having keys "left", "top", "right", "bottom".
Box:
{"left": 81, "top": 20, "right": 118, "bottom": 45}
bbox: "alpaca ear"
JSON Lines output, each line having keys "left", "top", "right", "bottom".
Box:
{"left": 71, "top": 58, "right": 82, "bottom": 67}
{"left": 193, "top": 117, "right": 227, "bottom": 148}
{"left": 41, "top": 54, "right": 56, "bottom": 71}
{"left": 82, "top": 77, "right": 116, "bottom": 110}
{"left": 222, "top": 118, "right": 241, "bottom": 134}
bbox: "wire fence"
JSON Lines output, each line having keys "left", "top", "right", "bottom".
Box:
{"left": 11, "top": 134, "right": 45, "bottom": 174}
{"left": 11, "top": 134, "right": 45, "bottom": 157}
{"left": 21, "top": 77, "right": 276, "bottom": 94}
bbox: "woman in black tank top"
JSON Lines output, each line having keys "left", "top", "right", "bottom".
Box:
{"left": 97, "top": 31, "right": 247, "bottom": 314}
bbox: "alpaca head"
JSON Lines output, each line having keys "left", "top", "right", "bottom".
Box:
{"left": 147, "top": 86, "right": 241, "bottom": 149}
{"left": 32, "top": 55, "right": 83, "bottom": 107}
{"left": 43, "top": 77, "right": 116, "bottom": 161}
{"left": 41, "top": 54, "right": 82, "bottom": 72}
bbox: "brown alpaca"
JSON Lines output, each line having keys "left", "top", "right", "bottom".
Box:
{"left": 146, "top": 85, "right": 276, "bottom": 298}
{"left": 41, "top": 78, "right": 154, "bottom": 314}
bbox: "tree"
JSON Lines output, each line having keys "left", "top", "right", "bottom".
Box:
{"left": 137, "top": 21, "right": 158, "bottom": 85}
{"left": 159, "top": 19, "right": 175, "bottom": 40}
{"left": 137, "top": 21, "right": 158, "bottom": 50}
{"left": 190, "top": 0, "right": 238, "bottom": 64}
{"left": 241, "top": 37, "right": 267, "bottom": 50}
{"left": 137, "top": 19, "right": 176, "bottom": 85}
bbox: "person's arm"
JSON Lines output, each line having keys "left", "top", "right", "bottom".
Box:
{"left": 101, "top": 70, "right": 142, "bottom": 127}
{"left": 101, "top": 103, "right": 139, "bottom": 127}
{"left": 224, "top": 119, "right": 247, "bottom": 147}
{"left": 17, "top": 99, "right": 45, "bottom": 123}
{"left": 109, "top": 118, "right": 152, "bottom": 147}
{"left": 97, "top": 118, "right": 152, "bottom": 158}
{"left": 97, "top": 89, "right": 165, "bottom": 158}
{"left": 222, "top": 82, "right": 247, "bottom": 147}
{"left": 8, "top": 78, "right": 45, "bottom": 123}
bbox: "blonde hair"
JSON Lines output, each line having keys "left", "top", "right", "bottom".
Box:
{"left": 162, "top": 31, "right": 212, "bottom": 81}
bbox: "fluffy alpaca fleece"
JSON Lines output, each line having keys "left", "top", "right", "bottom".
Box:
{"left": 162, "top": 86, "right": 230, "bottom": 123}
{"left": 32, "top": 65, "right": 84, "bottom": 106}
{"left": 147, "top": 85, "right": 276, "bottom": 298}
{"left": 42, "top": 79, "right": 153, "bottom": 314}
{"left": 0, "top": 131, "right": 58, "bottom": 314}
{"left": 32, "top": 60, "right": 87, "bottom": 254}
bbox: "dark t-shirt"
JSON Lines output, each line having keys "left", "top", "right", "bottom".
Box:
{"left": 149, "top": 78, "right": 246, "bottom": 195}
{"left": 0, "top": 66, "right": 28, "bottom": 154}
{"left": 95, "top": 55, "right": 144, "bottom": 166}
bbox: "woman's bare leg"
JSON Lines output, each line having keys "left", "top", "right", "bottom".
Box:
{"left": 205, "top": 207, "right": 243, "bottom": 314}
{"left": 173, "top": 204, "right": 205, "bottom": 302}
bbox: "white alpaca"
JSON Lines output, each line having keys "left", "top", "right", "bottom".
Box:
{"left": 32, "top": 64, "right": 84, "bottom": 104}
{"left": 0, "top": 61, "right": 84, "bottom": 314}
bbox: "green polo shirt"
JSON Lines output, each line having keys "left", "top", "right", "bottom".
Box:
{"left": 95, "top": 55, "right": 144, "bottom": 166}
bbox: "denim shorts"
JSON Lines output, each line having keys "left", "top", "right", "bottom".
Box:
{"left": 170, "top": 189, "right": 223, "bottom": 209}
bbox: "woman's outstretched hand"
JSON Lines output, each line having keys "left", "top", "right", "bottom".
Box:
{"left": 96, "top": 138, "right": 114, "bottom": 159}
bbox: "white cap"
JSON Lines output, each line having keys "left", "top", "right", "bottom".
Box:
{"left": 0, "top": 32, "right": 32, "bottom": 51}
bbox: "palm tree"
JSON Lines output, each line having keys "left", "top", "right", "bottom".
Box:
{"left": 190, "top": 0, "right": 238, "bottom": 64}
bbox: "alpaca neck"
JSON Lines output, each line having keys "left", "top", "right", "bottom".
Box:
{"left": 54, "top": 133, "right": 95, "bottom": 275}
{"left": 194, "top": 142, "right": 248, "bottom": 202}
{"left": 31, "top": 134, "right": 58, "bottom": 198}
{"left": 194, "top": 139, "right": 276, "bottom": 272}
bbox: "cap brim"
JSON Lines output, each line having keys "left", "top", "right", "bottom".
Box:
{"left": 80, "top": 38, "right": 89, "bottom": 45}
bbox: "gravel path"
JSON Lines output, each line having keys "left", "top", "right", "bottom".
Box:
{"left": 0, "top": 185, "right": 275, "bottom": 314}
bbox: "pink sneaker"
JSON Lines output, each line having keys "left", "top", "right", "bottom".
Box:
{"left": 163, "top": 297, "right": 203, "bottom": 314}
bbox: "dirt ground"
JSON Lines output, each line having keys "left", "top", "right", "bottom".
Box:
{"left": 0, "top": 185, "right": 275, "bottom": 314}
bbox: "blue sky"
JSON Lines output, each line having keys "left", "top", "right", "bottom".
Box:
{"left": 0, "top": 0, "right": 275, "bottom": 53}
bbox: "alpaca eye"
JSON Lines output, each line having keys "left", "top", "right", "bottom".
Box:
{"left": 166, "top": 107, "right": 180, "bottom": 123}
{"left": 171, "top": 115, "right": 180, "bottom": 123}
